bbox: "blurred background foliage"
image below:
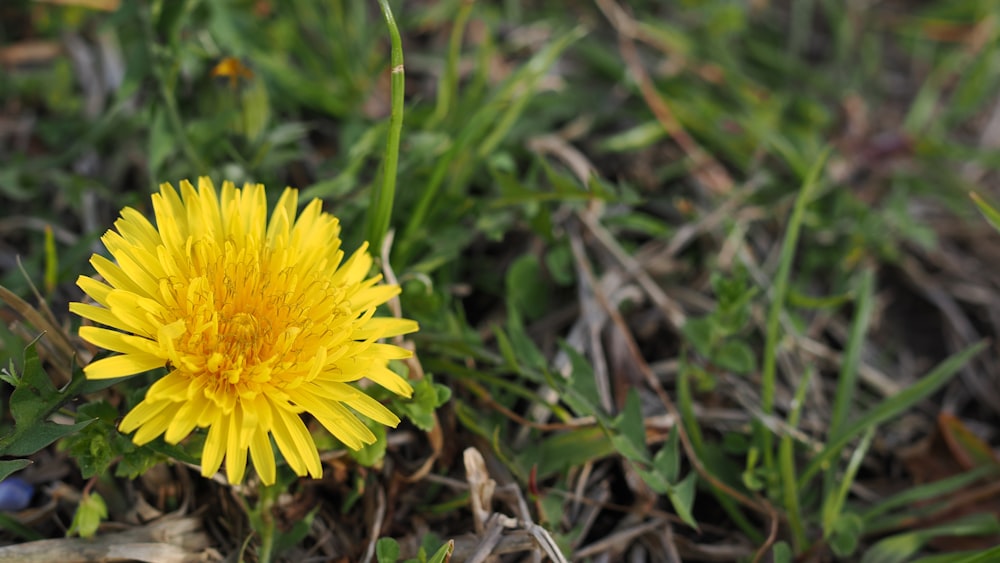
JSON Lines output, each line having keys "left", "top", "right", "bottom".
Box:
{"left": 2, "top": 0, "right": 1000, "bottom": 560}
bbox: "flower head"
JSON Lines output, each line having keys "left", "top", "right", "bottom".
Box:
{"left": 70, "top": 178, "right": 417, "bottom": 485}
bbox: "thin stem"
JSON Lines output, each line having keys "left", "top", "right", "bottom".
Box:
{"left": 828, "top": 268, "right": 874, "bottom": 439}
{"left": 366, "top": 0, "right": 405, "bottom": 252}
{"left": 253, "top": 483, "right": 281, "bottom": 563}
{"left": 758, "top": 147, "right": 829, "bottom": 484}
{"left": 427, "top": 0, "right": 474, "bottom": 127}
{"left": 779, "top": 366, "right": 813, "bottom": 550}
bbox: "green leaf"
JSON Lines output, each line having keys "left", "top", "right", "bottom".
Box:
{"left": 375, "top": 537, "right": 400, "bottom": 563}
{"left": 67, "top": 492, "right": 107, "bottom": 539}
{"left": 862, "top": 513, "right": 1000, "bottom": 563}
{"left": 713, "top": 339, "right": 756, "bottom": 374}
{"left": 141, "top": 434, "right": 202, "bottom": 466}
{"left": 667, "top": 472, "right": 698, "bottom": 528}
{"left": 0, "top": 345, "right": 97, "bottom": 457}
{"left": 829, "top": 513, "right": 863, "bottom": 557}
{"left": 0, "top": 459, "right": 31, "bottom": 483}
{"left": 4, "top": 420, "right": 94, "bottom": 457}
{"left": 0, "top": 360, "right": 17, "bottom": 387}
{"left": 971, "top": 192, "right": 1000, "bottom": 233}
{"left": 561, "top": 345, "right": 602, "bottom": 417}
{"left": 426, "top": 540, "right": 455, "bottom": 563}
{"left": 861, "top": 465, "right": 996, "bottom": 530}
{"left": 147, "top": 107, "right": 172, "bottom": 179}
{"left": 350, "top": 423, "right": 387, "bottom": 467}
{"left": 612, "top": 389, "right": 648, "bottom": 463}
{"left": 801, "top": 341, "right": 987, "bottom": 485}
{"left": 912, "top": 545, "right": 1000, "bottom": 563}
{"left": 505, "top": 307, "right": 547, "bottom": 372}
{"left": 823, "top": 427, "right": 876, "bottom": 538}
{"left": 396, "top": 377, "right": 450, "bottom": 432}
{"left": 115, "top": 444, "right": 168, "bottom": 480}
{"left": 9, "top": 347, "right": 58, "bottom": 425}
{"left": 772, "top": 542, "right": 793, "bottom": 563}
{"left": 681, "top": 317, "right": 714, "bottom": 358}
{"left": 543, "top": 243, "right": 575, "bottom": 286}
{"left": 272, "top": 504, "right": 320, "bottom": 556}
{"left": 522, "top": 426, "right": 615, "bottom": 479}
{"left": 654, "top": 428, "right": 681, "bottom": 483}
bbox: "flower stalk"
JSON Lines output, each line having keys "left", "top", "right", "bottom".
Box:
{"left": 366, "top": 0, "right": 405, "bottom": 253}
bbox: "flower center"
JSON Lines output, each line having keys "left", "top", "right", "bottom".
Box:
{"left": 160, "top": 238, "right": 344, "bottom": 410}
{"left": 224, "top": 311, "right": 262, "bottom": 346}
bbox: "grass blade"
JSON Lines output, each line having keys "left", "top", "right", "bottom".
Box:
{"left": 758, "top": 146, "right": 831, "bottom": 481}
{"left": 800, "top": 340, "right": 987, "bottom": 487}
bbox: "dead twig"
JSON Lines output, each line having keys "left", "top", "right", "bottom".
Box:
{"left": 0, "top": 516, "right": 210, "bottom": 563}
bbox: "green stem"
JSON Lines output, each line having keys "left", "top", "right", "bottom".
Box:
{"left": 427, "top": 0, "right": 473, "bottom": 127}
{"left": 779, "top": 366, "right": 813, "bottom": 550}
{"left": 253, "top": 483, "right": 281, "bottom": 563}
{"left": 366, "top": 0, "right": 405, "bottom": 253}
{"left": 823, "top": 268, "right": 875, "bottom": 504}
{"left": 757, "top": 147, "right": 829, "bottom": 484}
{"left": 258, "top": 525, "right": 275, "bottom": 563}
{"left": 828, "top": 268, "right": 874, "bottom": 439}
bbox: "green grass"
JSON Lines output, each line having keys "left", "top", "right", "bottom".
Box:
{"left": 2, "top": 0, "right": 1000, "bottom": 560}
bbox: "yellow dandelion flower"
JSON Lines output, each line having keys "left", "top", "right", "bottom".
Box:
{"left": 70, "top": 177, "right": 418, "bottom": 485}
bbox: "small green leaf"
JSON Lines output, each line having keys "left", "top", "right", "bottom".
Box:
{"left": 633, "top": 464, "right": 670, "bottom": 494}
{"left": 830, "top": 513, "right": 863, "bottom": 557}
{"left": 148, "top": 107, "right": 172, "bottom": 178}
{"left": 772, "top": 542, "right": 793, "bottom": 563}
{"left": 561, "top": 344, "right": 601, "bottom": 416}
{"left": 713, "top": 339, "right": 756, "bottom": 373}
{"left": 544, "top": 243, "right": 574, "bottom": 286}
{"left": 67, "top": 492, "right": 107, "bottom": 539}
{"left": 667, "top": 472, "right": 698, "bottom": 528}
{"left": 350, "top": 423, "right": 387, "bottom": 467}
{"left": 9, "top": 347, "right": 58, "bottom": 425}
{"left": 426, "top": 539, "right": 454, "bottom": 563}
{"left": 613, "top": 390, "right": 648, "bottom": 462}
{"left": 0, "top": 460, "right": 31, "bottom": 483}
{"left": 507, "top": 255, "right": 549, "bottom": 320}
{"left": 654, "top": 428, "right": 681, "bottom": 483}
{"left": 681, "top": 317, "right": 714, "bottom": 358}
{"left": 505, "top": 307, "right": 547, "bottom": 371}
{"left": 742, "top": 447, "right": 764, "bottom": 491}
{"left": 376, "top": 537, "right": 400, "bottom": 563}
{"left": 396, "top": 377, "right": 450, "bottom": 432}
